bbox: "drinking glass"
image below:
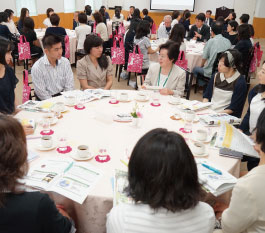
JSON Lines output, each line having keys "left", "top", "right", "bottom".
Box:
{"left": 41, "top": 118, "right": 50, "bottom": 133}
{"left": 58, "top": 135, "right": 68, "bottom": 151}
{"left": 152, "top": 91, "right": 160, "bottom": 105}
{"left": 183, "top": 110, "right": 195, "bottom": 133}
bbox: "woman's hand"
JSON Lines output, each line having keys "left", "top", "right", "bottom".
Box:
{"left": 159, "top": 88, "right": 173, "bottom": 95}
{"left": 141, "top": 85, "right": 147, "bottom": 90}
{"left": 23, "top": 125, "right": 34, "bottom": 136}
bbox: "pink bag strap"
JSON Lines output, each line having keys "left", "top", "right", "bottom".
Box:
{"left": 20, "top": 35, "right": 27, "bottom": 43}
{"left": 133, "top": 44, "right": 142, "bottom": 55}
{"left": 23, "top": 70, "right": 29, "bottom": 85}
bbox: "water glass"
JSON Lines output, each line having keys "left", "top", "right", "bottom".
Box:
{"left": 183, "top": 110, "right": 195, "bottom": 133}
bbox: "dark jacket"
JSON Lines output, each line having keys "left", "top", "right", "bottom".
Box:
{"left": 187, "top": 24, "right": 210, "bottom": 42}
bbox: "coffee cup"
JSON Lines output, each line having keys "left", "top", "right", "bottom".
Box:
{"left": 41, "top": 135, "right": 53, "bottom": 148}
{"left": 137, "top": 93, "right": 146, "bottom": 101}
{"left": 195, "top": 129, "right": 208, "bottom": 141}
{"left": 170, "top": 95, "right": 181, "bottom": 104}
{"left": 65, "top": 96, "right": 76, "bottom": 106}
{"left": 120, "top": 93, "right": 128, "bottom": 101}
{"left": 43, "top": 113, "right": 55, "bottom": 124}
{"left": 192, "top": 142, "right": 206, "bottom": 155}
{"left": 77, "top": 145, "right": 90, "bottom": 158}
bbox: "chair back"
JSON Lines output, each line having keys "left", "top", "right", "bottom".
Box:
{"left": 242, "top": 46, "right": 255, "bottom": 84}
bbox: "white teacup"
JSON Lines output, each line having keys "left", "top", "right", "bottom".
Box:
{"left": 194, "top": 129, "right": 208, "bottom": 141}
{"left": 170, "top": 95, "right": 181, "bottom": 104}
{"left": 137, "top": 92, "right": 146, "bottom": 101}
{"left": 192, "top": 142, "right": 206, "bottom": 155}
{"left": 41, "top": 135, "right": 53, "bottom": 148}
{"left": 43, "top": 113, "right": 55, "bottom": 124}
{"left": 77, "top": 145, "right": 90, "bottom": 158}
{"left": 120, "top": 93, "right": 128, "bottom": 101}
{"left": 65, "top": 96, "right": 76, "bottom": 106}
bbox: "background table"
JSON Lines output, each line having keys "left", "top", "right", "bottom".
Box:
{"left": 18, "top": 90, "right": 240, "bottom": 233}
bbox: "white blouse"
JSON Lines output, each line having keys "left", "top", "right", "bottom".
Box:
{"left": 249, "top": 93, "right": 265, "bottom": 132}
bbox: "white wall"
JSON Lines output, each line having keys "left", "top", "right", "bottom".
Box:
{"left": 255, "top": 0, "right": 265, "bottom": 17}
{"left": 234, "top": 0, "right": 256, "bottom": 24}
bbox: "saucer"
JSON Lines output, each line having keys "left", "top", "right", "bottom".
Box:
{"left": 35, "top": 144, "right": 56, "bottom": 151}
{"left": 71, "top": 152, "right": 93, "bottom": 161}
{"left": 168, "top": 100, "right": 182, "bottom": 105}
{"left": 118, "top": 98, "right": 132, "bottom": 103}
{"left": 192, "top": 135, "right": 211, "bottom": 143}
{"left": 192, "top": 151, "right": 209, "bottom": 157}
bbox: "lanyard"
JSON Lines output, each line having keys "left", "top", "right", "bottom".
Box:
{"left": 157, "top": 66, "right": 173, "bottom": 87}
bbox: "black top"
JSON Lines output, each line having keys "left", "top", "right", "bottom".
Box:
{"left": 179, "top": 18, "right": 190, "bottom": 33}
{"left": 187, "top": 24, "right": 210, "bottom": 42}
{"left": 0, "top": 66, "right": 18, "bottom": 114}
{"left": 234, "top": 39, "right": 252, "bottom": 58}
{"left": 224, "top": 32, "right": 238, "bottom": 45}
{"left": 21, "top": 30, "right": 37, "bottom": 47}
{"left": 0, "top": 25, "right": 12, "bottom": 40}
{"left": 0, "top": 192, "right": 72, "bottom": 233}
{"left": 18, "top": 20, "right": 23, "bottom": 33}
{"left": 45, "top": 27, "right": 67, "bottom": 37}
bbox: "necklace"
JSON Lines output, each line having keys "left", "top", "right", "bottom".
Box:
{"left": 157, "top": 66, "right": 173, "bottom": 87}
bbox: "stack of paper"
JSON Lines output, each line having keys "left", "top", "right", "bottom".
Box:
{"left": 199, "top": 113, "right": 241, "bottom": 126}
{"left": 181, "top": 100, "right": 212, "bottom": 111}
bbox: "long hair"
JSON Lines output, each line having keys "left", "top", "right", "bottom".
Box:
{"left": 19, "top": 8, "right": 29, "bottom": 25}
{"left": 169, "top": 24, "right": 185, "bottom": 44}
{"left": 22, "top": 17, "right": 35, "bottom": 33}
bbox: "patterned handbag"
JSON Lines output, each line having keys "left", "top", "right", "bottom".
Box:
{"left": 175, "top": 51, "right": 188, "bottom": 70}
{"left": 151, "top": 22, "right": 157, "bottom": 34}
{"left": 111, "top": 35, "right": 125, "bottom": 65}
{"left": 118, "top": 22, "right": 125, "bottom": 35}
{"left": 18, "top": 35, "right": 31, "bottom": 60}
{"left": 127, "top": 45, "right": 143, "bottom": 73}
{"left": 93, "top": 22, "right": 97, "bottom": 33}
{"left": 64, "top": 35, "right": 70, "bottom": 59}
{"left": 22, "top": 70, "right": 31, "bottom": 103}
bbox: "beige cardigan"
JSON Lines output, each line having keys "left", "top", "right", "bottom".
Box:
{"left": 144, "top": 63, "right": 186, "bottom": 96}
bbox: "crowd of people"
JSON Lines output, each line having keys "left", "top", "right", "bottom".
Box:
{"left": 0, "top": 4, "right": 264, "bottom": 233}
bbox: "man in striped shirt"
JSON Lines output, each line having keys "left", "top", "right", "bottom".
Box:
{"left": 31, "top": 34, "right": 74, "bottom": 100}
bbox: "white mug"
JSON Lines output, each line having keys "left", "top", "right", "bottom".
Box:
{"left": 77, "top": 145, "right": 90, "bottom": 158}
{"left": 195, "top": 129, "right": 208, "bottom": 141}
{"left": 41, "top": 135, "right": 53, "bottom": 148}
{"left": 120, "top": 93, "right": 128, "bottom": 101}
{"left": 192, "top": 142, "right": 206, "bottom": 155}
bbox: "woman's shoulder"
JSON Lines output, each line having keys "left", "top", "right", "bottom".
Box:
{"left": 173, "top": 64, "right": 186, "bottom": 75}
{"left": 7, "top": 191, "right": 50, "bottom": 204}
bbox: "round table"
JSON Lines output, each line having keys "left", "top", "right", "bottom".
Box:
{"left": 17, "top": 90, "right": 240, "bottom": 233}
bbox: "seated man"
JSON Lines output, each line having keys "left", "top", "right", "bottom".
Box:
{"left": 192, "top": 21, "right": 231, "bottom": 82}
{"left": 187, "top": 13, "right": 210, "bottom": 42}
{"left": 31, "top": 34, "right": 74, "bottom": 100}
{"left": 205, "top": 10, "right": 213, "bottom": 27}
{"left": 157, "top": 15, "right": 172, "bottom": 39}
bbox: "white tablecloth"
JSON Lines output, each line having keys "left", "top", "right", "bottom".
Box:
{"left": 36, "top": 29, "right": 77, "bottom": 64}
{"left": 17, "top": 90, "right": 240, "bottom": 233}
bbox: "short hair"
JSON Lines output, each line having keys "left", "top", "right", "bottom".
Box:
{"left": 159, "top": 40, "right": 180, "bottom": 63}
{"left": 231, "top": 12, "right": 236, "bottom": 20}
{"left": 228, "top": 20, "right": 238, "bottom": 31}
{"left": 23, "top": 17, "right": 35, "bottom": 32}
{"left": 0, "top": 12, "right": 8, "bottom": 23}
{"left": 78, "top": 12, "right": 87, "bottom": 24}
{"left": 93, "top": 12, "right": 103, "bottom": 24}
{"left": 42, "top": 34, "right": 62, "bottom": 49}
{"left": 216, "top": 16, "right": 225, "bottom": 23}
{"left": 4, "top": 9, "right": 14, "bottom": 18}
{"left": 46, "top": 8, "right": 54, "bottom": 18}
{"left": 256, "top": 108, "right": 265, "bottom": 153}
{"left": 169, "top": 23, "right": 185, "bottom": 44}
{"left": 50, "top": 13, "right": 60, "bottom": 26}
{"left": 172, "top": 10, "right": 180, "bottom": 20}
{"left": 0, "top": 38, "right": 14, "bottom": 65}
{"left": 206, "top": 10, "right": 212, "bottom": 15}
{"left": 196, "top": 13, "right": 206, "bottom": 22}
{"left": 164, "top": 15, "right": 172, "bottom": 22}
{"left": 132, "top": 8, "right": 141, "bottom": 19}
{"left": 114, "top": 8, "right": 121, "bottom": 18}
{"left": 240, "top": 14, "right": 250, "bottom": 24}
{"left": 126, "top": 128, "right": 202, "bottom": 212}
{"left": 83, "top": 34, "right": 108, "bottom": 70}
{"left": 219, "top": 49, "right": 243, "bottom": 73}
{"left": 85, "top": 5, "right": 92, "bottom": 16}
{"left": 211, "top": 21, "right": 223, "bottom": 35}
{"left": 142, "top": 8, "right": 148, "bottom": 16}
{"left": 130, "top": 6, "right": 135, "bottom": 9}
{"left": 135, "top": 20, "right": 150, "bottom": 39}
{"left": 0, "top": 115, "right": 28, "bottom": 206}
{"left": 100, "top": 5, "right": 106, "bottom": 9}
{"left": 237, "top": 24, "right": 251, "bottom": 40}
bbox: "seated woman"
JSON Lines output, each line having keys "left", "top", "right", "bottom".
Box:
{"left": 142, "top": 41, "right": 186, "bottom": 96}
{"left": 77, "top": 34, "right": 112, "bottom": 90}
{"left": 169, "top": 23, "right": 186, "bottom": 53}
{"left": 234, "top": 24, "right": 252, "bottom": 58}
{"left": 171, "top": 10, "right": 181, "bottom": 27}
{"left": 17, "top": 8, "right": 29, "bottom": 33}
{"left": 21, "top": 17, "right": 43, "bottom": 58}
{"left": 224, "top": 20, "right": 238, "bottom": 46}
{"left": 214, "top": 108, "right": 265, "bottom": 232}
{"left": 75, "top": 12, "right": 91, "bottom": 50}
{"left": 0, "top": 115, "right": 74, "bottom": 233}
{"left": 92, "top": 12, "right": 109, "bottom": 50}
{"left": 107, "top": 128, "right": 215, "bottom": 233}
{"left": 0, "top": 12, "right": 14, "bottom": 40}
{"left": 43, "top": 8, "right": 54, "bottom": 28}
{"left": 45, "top": 13, "right": 67, "bottom": 37}
{"left": 179, "top": 10, "right": 191, "bottom": 35}
{"left": 203, "top": 49, "right": 247, "bottom": 118}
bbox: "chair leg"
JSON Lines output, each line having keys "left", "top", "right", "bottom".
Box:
{"left": 127, "top": 72, "right": 131, "bottom": 86}
{"left": 75, "top": 53, "right": 77, "bottom": 68}
{"left": 13, "top": 57, "right": 16, "bottom": 73}
{"left": 118, "top": 64, "right": 123, "bottom": 82}
{"left": 194, "top": 76, "right": 198, "bottom": 94}
{"left": 115, "top": 65, "right": 118, "bottom": 78}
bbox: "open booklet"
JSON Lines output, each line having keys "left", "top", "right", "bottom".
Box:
{"left": 23, "top": 158, "right": 102, "bottom": 204}
{"left": 17, "top": 100, "right": 51, "bottom": 112}
{"left": 199, "top": 113, "right": 241, "bottom": 126}
{"left": 215, "top": 123, "right": 259, "bottom": 158}
{"left": 196, "top": 158, "right": 237, "bottom": 196}
{"left": 180, "top": 100, "right": 212, "bottom": 111}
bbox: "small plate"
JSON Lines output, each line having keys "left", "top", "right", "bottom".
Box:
{"left": 168, "top": 100, "right": 182, "bottom": 105}
{"left": 35, "top": 144, "right": 57, "bottom": 151}
{"left": 192, "top": 150, "right": 209, "bottom": 157}
{"left": 135, "top": 96, "right": 150, "bottom": 102}
{"left": 118, "top": 98, "right": 132, "bottom": 103}
{"left": 70, "top": 152, "right": 93, "bottom": 161}
{"left": 192, "top": 135, "right": 212, "bottom": 143}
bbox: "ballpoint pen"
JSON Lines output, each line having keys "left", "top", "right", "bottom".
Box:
{"left": 202, "top": 163, "right": 222, "bottom": 175}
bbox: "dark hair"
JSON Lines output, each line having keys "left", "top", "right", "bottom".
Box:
{"left": 85, "top": 5, "right": 92, "bottom": 16}
{"left": 0, "top": 38, "right": 14, "bottom": 65}
{"left": 143, "top": 15, "right": 153, "bottom": 26}
{"left": 135, "top": 20, "right": 150, "bottom": 39}
{"left": 19, "top": 8, "right": 29, "bottom": 25}
{"left": 172, "top": 10, "right": 180, "bottom": 20}
{"left": 78, "top": 12, "right": 87, "bottom": 24}
{"left": 0, "top": 115, "right": 28, "bottom": 206}
{"left": 50, "top": 13, "right": 60, "bottom": 26}
{"left": 238, "top": 24, "right": 251, "bottom": 40}
{"left": 114, "top": 8, "right": 121, "bottom": 19}
{"left": 4, "top": 9, "right": 14, "bottom": 18}
{"left": 132, "top": 8, "right": 141, "bottom": 19}
{"left": 255, "top": 108, "right": 265, "bottom": 153}
{"left": 206, "top": 10, "right": 212, "bottom": 15}
{"left": 142, "top": 8, "right": 148, "bottom": 16}
{"left": 126, "top": 128, "right": 202, "bottom": 212}
{"left": 100, "top": 5, "right": 106, "bottom": 10}
{"left": 42, "top": 34, "right": 62, "bottom": 49}
{"left": 46, "top": 8, "right": 54, "bottom": 18}
{"left": 211, "top": 21, "right": 223, "bottom": 35}
{"left": 93, "top": 12, "right": 103, "bottom": 24}
{"left": 216, "top": 16, "right": 225, "bottom": 23}
{"left": 84, "top": 34, "right": 108, "bottom": 70}
{"left": 196, "top": 13, "right": 206, "bottom": 22}
{"left": 228, "top": 20, "right": 238, "bottom": 32}
{"left": 219, "top": 49, "right": 243, "bottom": 73}
{"left": 249, "top": 24, "right": 255, "bottom": 37}
{"left": 169, "top": 23, "right": 185, "bottom": 44}
{"left": 231, "top": 12, "right": 236, "bottom": 20}
{"left": 22, "top": 17, "right": 35, "bottom": 33}
{"left": 0, "top": 12, "right": 8, "bottom": 23}
{"left": 130, "top": 6, "right": 135, "bottom": 9}
{"left": 99, "top": 8, "right": 105, "bottom": 18}
{"left": 159, "top": 40, "right": 180, "bottom": 63}
{"left": 183, "top": 10, "right": 191, "bottom": 20}
{"left": 240, "top": 14, "right": 250, "bottom": 24}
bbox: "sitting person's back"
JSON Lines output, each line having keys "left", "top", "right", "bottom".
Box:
{"left": 0, "top": 12, "right": 13, "bottom": 40}
{"left": 107, "top": 128, "right": 215, "bottom": 233}
{"left": 234, "top": 24, "right": 252, "bottom": 59}
{"left": 45, "top": 13, "right": 67, "bottom": 37}
{"left": 75, "top": 12, "right": 91, "bottom": 50}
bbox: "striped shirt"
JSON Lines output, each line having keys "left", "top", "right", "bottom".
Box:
{"left": 31, "top": 55, "right": 74, "bottom": 100}
{"left": 107, "top": 202, "right": 215, "bottom": 233}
